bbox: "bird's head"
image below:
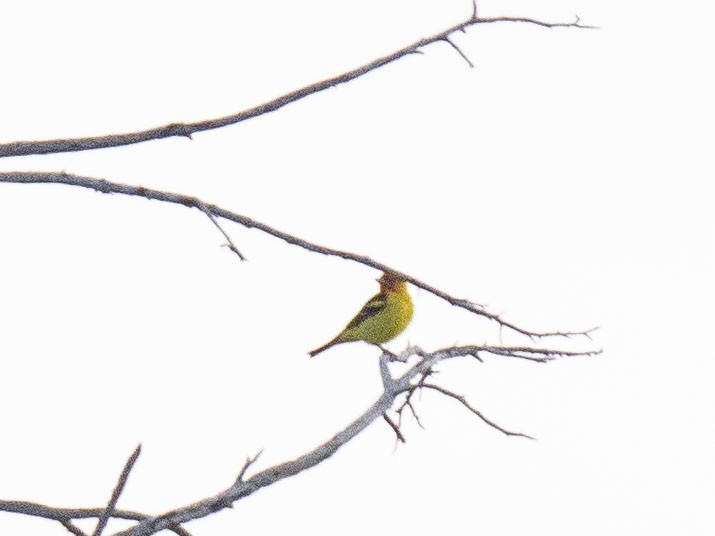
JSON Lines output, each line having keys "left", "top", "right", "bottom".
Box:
{"left": 377, "top": 271, "right": 407, "bottom": 291}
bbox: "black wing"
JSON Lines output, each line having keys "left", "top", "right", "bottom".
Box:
{"left": 345, "top": 292, "right": 387, "bottom": 330}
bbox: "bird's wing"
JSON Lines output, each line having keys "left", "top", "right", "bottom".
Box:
{"left": 345, "top": 292, "right": 387, "bottom": 330}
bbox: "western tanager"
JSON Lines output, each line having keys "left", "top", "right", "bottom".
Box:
{"left": 309, "top": 272, "right": 413, "bottom": 357}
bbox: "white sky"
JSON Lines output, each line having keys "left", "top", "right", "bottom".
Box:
{"left": 1, "top": 1, "right": 713, "bottom": 535}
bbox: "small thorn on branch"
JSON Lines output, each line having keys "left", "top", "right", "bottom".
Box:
{"left": 468, "top": 349, "right": 484, "bottom": 362}
{"left": 166, "top": 123, "right": 194, "bottom": 140}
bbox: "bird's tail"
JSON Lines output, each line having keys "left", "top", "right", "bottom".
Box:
{"left": 308, "top": 338, "right": 339, "bottom": 358}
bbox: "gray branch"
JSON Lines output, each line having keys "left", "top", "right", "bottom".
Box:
{"left": 93, "top": 445, "right": 142, "bottom": 536}
{"left": 0, "top": 501, "right": 191, "bottom": 536}
{"left": 0, "top": 171, "right": 596, "bottom": 340}
{"left": 0, "top": 14, "right": 593, "bottom": 159}
{"left": 0, "top": 344, "right": 596, "bottom": 536}
{"left": 420, "top": 383, "right": 535, "bottom": 439}
{"left": 0, "top": 7, "right": 598, "bottom": 534}
{"left": 110, "top": 344, "right": 593, "bottom": 536}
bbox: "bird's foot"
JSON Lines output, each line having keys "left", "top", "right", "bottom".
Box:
{"left": 379, "top": 345, "right": 408, "bottom": 363}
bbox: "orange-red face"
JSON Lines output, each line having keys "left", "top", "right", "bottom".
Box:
{"left": 377, "top": 271, "right": 406, "bottom": 291}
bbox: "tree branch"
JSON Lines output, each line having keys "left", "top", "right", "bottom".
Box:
{"left": 383, "top": 414, "right": 407, "bottom": 443}
{"left": 100, "top": 344, "right": 589, "bottom": 536}
{"left": 0, "top": 171, "right": 596, "bottom": 340}
{"left": 443, "top": 37, "right": 475, "bottom": 67}
{"left": 0, "top": 501, "right": 191, "bottom": 536}
{"left": 234, "top": 451, "right": 264, "bottom": 484}
{"left": 92, "top": 445, "right": 142, "bottom": 536}
{"left": 421, "top": 383, "right": 534, "bottom": 439}
{"left": 0, "top": 14, "right": 593, "bottom": 159}
{"left": 199, "top": 203, "right": 247, "bottom": 261}
{"left": 1, "top": 344, "right": 595, "bottom": 536}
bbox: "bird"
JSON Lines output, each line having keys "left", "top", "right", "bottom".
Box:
{"left": 309, "top": 271, "right": 413, "bottom": 357}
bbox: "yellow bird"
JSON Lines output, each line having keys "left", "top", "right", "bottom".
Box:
{"left": 309, "top": 272, "right": 413, "bottom": 357}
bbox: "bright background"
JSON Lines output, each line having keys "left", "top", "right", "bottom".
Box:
{"left": 1, "top": 0, "right": 713, "bottom": 535}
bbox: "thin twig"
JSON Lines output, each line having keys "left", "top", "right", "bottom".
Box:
{"left": 0, "top": 172, "right": 597, "bottom": 340}
{"left": 92, "top": 444, "right": 142, "bottom": 536}
{"left": 421, "top": 383, "right": 534, "bottom": 439}
{"left": 396, "top": 395, "right": 424, "bottom": 430}
{"left": 199, "top": 203, "right": 246, "bottom": 261}
{"left": 443, "top": 37, "right": 474, "bottom": 67}
{"left": 480, "top": 344, "right": 602, "bottom": 363}
{"left": 235, "top": 450, "right": 263, "bottom": 484}
{"left": 396, "top": 368, "right": 435, "bottom": 428}
{"left": 0, "top": 14, "right": 593, "bottom": 159}
{"left": 383, "top": 414, "right": 406, "bottom": 443}
{"left": 415, "top": 344, "right": 601, "bottom": 364}
{"left": 3, "top": 343, "right": 593, "bottom": 536}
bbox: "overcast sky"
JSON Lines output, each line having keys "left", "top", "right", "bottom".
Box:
{"left": 1, "top": 1, "right": 713, "bottom": 535}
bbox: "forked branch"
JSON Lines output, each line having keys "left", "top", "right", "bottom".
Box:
{"left": 0, "top": 12, "right": 593, "bottom": 159}
{"left": 0, "top": 501, "right": 192, "bottom": 536}
{"left": 0, "top": 171, "right": 597, "bottom": 340}
{"left": 0, "top": 344, "right": 595, "bottom": 536}
{"left": 93, "top": 445, "right": 142, "bottom": 536}
{"left": 0, "top": 6, "right": 598, "bottom": 535}
{"left": 119, "top": 344, "right": 594, "bottom": 535}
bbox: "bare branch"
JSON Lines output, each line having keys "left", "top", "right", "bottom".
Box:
{"left": 2, "top": 343, "right": 594, "bottom": 536}
{"left": 110, "top": 397, "right": 403, "bottom": 535}
{"left": 104, "top": 349, "right": 455, "bottom": 535}
{"left": 479, "top": 344, "right": 601, "bottom": 363}
{"left": 0, "top": 501, "right": 191, "bottom": 536}
{"left": 93, "top": 444, "right": 142, "bottom": 536}
{"left": 421, "top": 383, "right": 534, "bottom": 439}
{"left": 396, "top": 368, "right": 437, "bottom": 428}
{"left": 199, "top": 203, "right": 247, "bottom": 261}
{"left": 383, "top": 414, "right": 406, "bottom": 443}
{"left": 414, "top": 344, "right": 600, "bottom": 364}
{"left": 379, "top": 353, "right": 394, "bottom": 390}
{"left": 235, "top": 450, "right": 263, "bottom": 484}
{"left": 443, "top": 37, "right": 474, "bottom": 67}
{"left": 0, "top": 14, "right": 593, "bottom": 159}
{"left": 0, "top": 171, "right": 596, "bottom": 340}
{"left": 398, "top": 397, "right": 424, "bottom": 429}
